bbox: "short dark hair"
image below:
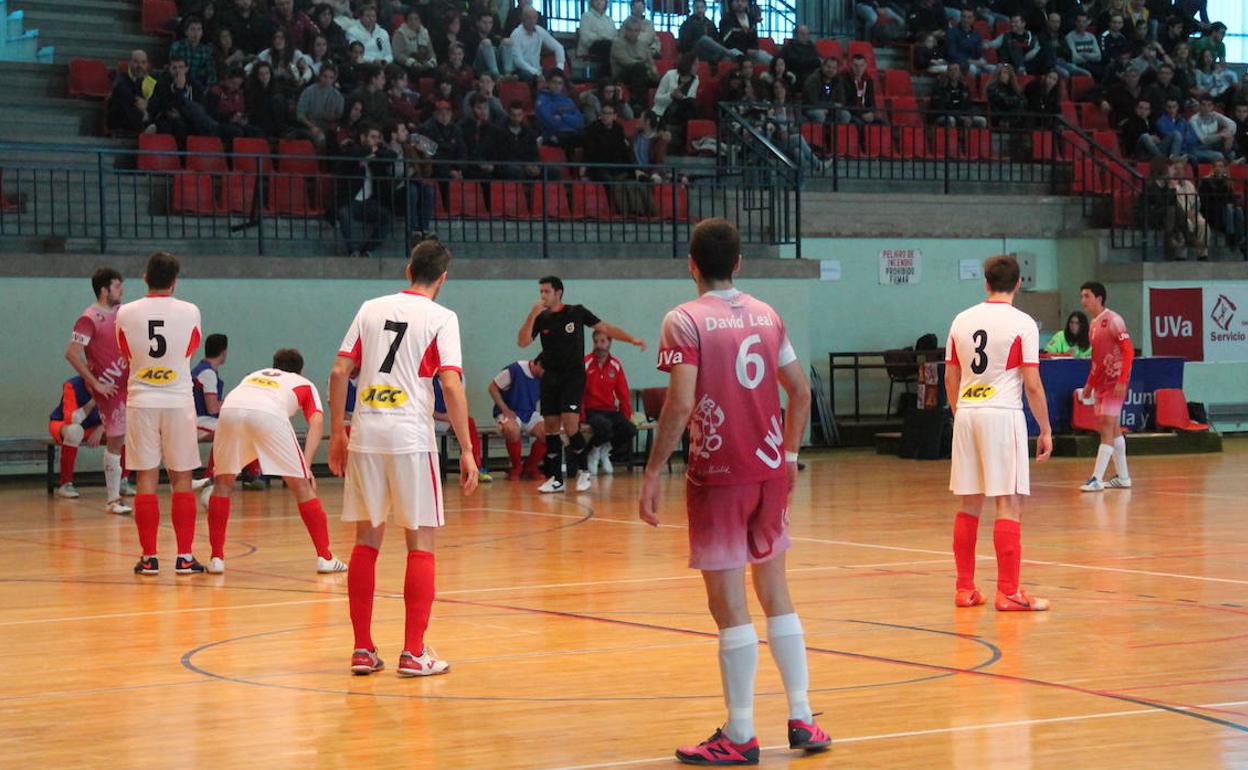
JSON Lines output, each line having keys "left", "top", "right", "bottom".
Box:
{"left": 688, "top": 218, "right": 740, "bottom": 282}
{"left": 169, "top": 54, "right": 188, "bottom": 67}
{"left": 539, "top": 275, "right": 564, "bottom": 294}
{"left": 508, "top": 100, "right": 526, "bottom": 111}
{"left": 408, "top": 239, "right": 452, "bottom": 284}
{"left": 205, "top": 333, "right": 228, "bottom": 358}
{"left": 272, "top": 348, "right": 304, "bottom": 374}
{"left": 851, "top": 53, "right": 865, "bottom": 62}
{"left": 91, "top": 267, "right": 123, "bottom": 298}
{"left": 384, "top": 64, "right": 405, "bottom": 84}
{"left": 225, "top": 65, "right": 245, "bottom": 80}
{"left": 357, "top": 120, "right": 379, "bottom": 139}
{"left": 1081, "top": 281, "right": 1107, "bottom": 302}
{"left": 469, "top": 93, "right": 488, "bottom": 108}
{"left": 982, "top": 254, "right": 1020, "bottom": 293}
{"left": 144, "top": 250, "right": 180, "bottom": 290}
{"left": 319, "top": 62, "right": 337, "bottom": 76}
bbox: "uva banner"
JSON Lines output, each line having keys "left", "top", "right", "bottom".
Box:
{"left": 1150, "top": 286, "right": 1248, "bottom": 362}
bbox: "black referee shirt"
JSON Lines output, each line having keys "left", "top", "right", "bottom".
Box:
{"left": 532, "top": 304, "right": 601, "bottom": 372}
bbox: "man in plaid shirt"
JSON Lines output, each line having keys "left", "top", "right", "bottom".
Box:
{"left": 170, "top": 15, "right": 218, "bottom": 89}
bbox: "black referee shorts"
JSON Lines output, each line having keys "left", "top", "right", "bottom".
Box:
{"left": 540, "top": 368, "right": 586, "bottom": 417}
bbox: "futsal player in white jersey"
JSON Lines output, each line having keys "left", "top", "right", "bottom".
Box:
{"left": 945, "top": 255, "right": 1053, "bottom": 612}
{"left": 201, "top": 348, "right": 348, "bottom": 575}
{"left": 114, "top": 251, "right": 206, "bottom": 576}
{"left": 328, "top": 240, "right": 479, "bottom": 678}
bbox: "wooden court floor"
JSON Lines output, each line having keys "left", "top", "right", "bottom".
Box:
{"left": 2, "top": 442, "right": 1248, "bottom": 770}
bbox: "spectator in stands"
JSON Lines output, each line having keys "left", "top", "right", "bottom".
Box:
{"left": 461, "top": 72, "right": 507, "bottom": 125}
{"left": 654, "top": 54, "right": 698, "bottom": 146}
{"left": 1125, "top": 0, "right": 1151, "bottom": 39}
{"left": 308, "top": 35, "right": 334, "bottom": 76}
{"left": 855, "top": 0, "right": 906, "bottom": 41}
{"left": 1064, "top": 12, "right": 1103, "bottom": 79}
{"left": 1137, "top": 155, "right": 1188, "bottom": 257}
{"left": 214, "top": 28, "right": 247, "bottom": 78}
{"left": 1044, "top": 311, "right": 1092, "bottom": 357}
{"left": 1023, "top": 0, "right": 1052, "bottom": 35}
{"left": 1171, "top": 0, "right": 1209, "bottom": 33}
{"left": 1031, "top": 11, "right": 1063, "bottom": 74}
{"left": 947, "top": 8, "right": 995, "bottom": 76}
{"left": 431, "top": 76, "right": 464, "bottom": 119}
{"left": 583, "top": 330, "right": 638, "bottom": 474}
{"left": 680, "top": 0, "right": 737, "bottom": 63}
{"left": 1144, "top": 63, "right": 1185, "bottom": 115}
{"left": 761, "top": 56, "right": 798, "bottom": 89}
{"left": 490, "top": 102, "right": 542, "bottom": 181}
{"left": 1189, "top": 95, "right": 1236, "bottom": 159}
{"left": 535, "top": 72, "right": 584, "bottom": 147}
{"left": 149, "top": 56, "right": 220, "bottom": 145}
{"left": 465, "top": 10, "right": 509, "bottom": 78}
{"left": 611, "top": 19, "right": 660, "bottom": 108}
{"left": 987, "top": 64, "right": 1026, "bottom": 154}
{"left": 1170, "top": 41, "right": 1198, "bottom": 93}
{"left": 334, "top": 97, "right": 366, "bottom": 149}
{"left": 908, "top": 0, "right": 950, "bottom": 43}
{"left": 581, "top": 82, "right": 635, "bottom": 124}
{"left": 295, "top": 63, "right": 343, "bottom": 149}
{"left": 1193, "top": 49, "right": 1236, "bottom": 104}
{"left": 504, "top": 0, "right": 545, "bottom": 36}
{"left": 311, "top": 3, "right": 349, "bottom": 59}
{"left": 1234, "top": 104, "right": 1248, "bottom": 159}
{"left": 1189, "top": 21, "right": 1224, "bottom": 62}
{"left": 419, "top": 100, "right": 467, "bottom": 186}
{"left": 386, "top": 66, "right": 425, "bottom": 129}
{"left": 338, "top": 122, "right": 396, "bottom": 257}
{"left": 172, "top": 15, "right": 218, "bottom": 90}
{"left": 508, "top": 7, "right": 564, "bottom": 82}
{"left": 914, "top": 32, "right": 949, "bottom": 74}
{"left": 392, "top": 9, "right": 436, "bottom": 74}
{"left": 1157, "top": 15, "right": 1188, "bottom": 55}
{"left": 460, "top": 94, "right": 500, "bottom": 180}
{"left": 577, "top": 0, "right": 616, "bottom": 65}
{"left": 108, "top": 50, "right": 154, "bottom": 135}
{"left": 250, "top": 28, "right": 314, "bottom": 94}
{"left": 434, "top": 11, "right": 466, "bottom": 64}
{"left": 347, "top": 4, "right": 393, "bottom": 64}
{"left": 437, "top": 44, "right": 476, "bottom": 94}
{"left": 338, "top": 40, "right": 368, "bottom": 92}
{"left": 1169, "top": 156, "right": 1209, "bottom": 259}
{"left": 780, "top": 24, "right": 820, "bottom": 84}
{"left": 270, "top": 0, "right": 318, "bottom": 53}
{"left": 633, "top": 109, "right": 670, "bottom": 178}
{"left": 581, "top": 103, "right": 659, "bottom": 217}
{"left": 207, "top": 66, "right": 263, "bottom": 139}
{"left": 621, "top": 0, "right": 661, "bottom": 59}
{"left": 387, "top": 122, "right": 436, "bottom": 238}
{"left": 836, "top": 54, "right": 884, "bottom": 126}
{"left": 1025, "top": 69, "right": 1064, "bottom": 126}
{"left": 350, "top": 63, "right": 391, "bottom": 126}
{"left": 1199, "top": 158, "right": 1245, "bottom": 248}
{"left": 988, "top": 15, "right": 1040, "bottom": 73}
{"left": 223, "top": 0, "right": 273, "bottom": 56}
{"left": 1119, "top": 98, "right": 1181, "bottom": 158}
{"left": 1099, "top": 14, "right": 1129, "bottom": 64}
{"left": 765, "top": 78, "right": 826, "bottom": 172}
{"left": 803, "top": 56, "right": 846, "bottom": 124}
{"left": 1131, "top": 39, "right": 1171, "bottom": 78}
{"left": 1102, "top": 65, "right": 1145, "bottom": 125}
{"left": 721, "top": 0, "right": 772, "bottom": 64}
{"left": 243, "top": 61, "right": 292, "bottom": 137}
{"left": 930, "top": 63, "right": 988, "bottom": 127}
{"left": 1155, "top": 97, "right": 1211, "bottom": 158}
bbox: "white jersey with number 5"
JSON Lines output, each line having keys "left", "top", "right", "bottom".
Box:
{"left": 337, "top": 290, "right": 463, "bottom": 454}
{"left": 945, "top": 301, "right": 1040, "bottom": 410}
{"left": 115, "top": 295, "right": 202, "bottom": 408}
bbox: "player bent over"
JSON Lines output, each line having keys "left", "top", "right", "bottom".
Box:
{"left": 201, "top": 348, "right": 348, "bottom": 575}
{"left": 49, "top": 376, "right": 104, "bottom": 498}
{"left": 946, "top": 255, "right": 1053, "bottom": 612}
{"left": 640, "top": 219, "right": 830, "bottom": 765}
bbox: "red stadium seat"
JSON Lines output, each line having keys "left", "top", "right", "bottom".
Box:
{"left": 498, "top": 80, "right": 533, "bottom": 113}
{"left": 172, "top": 173, "right": 218, "bottom": 214}
{"left": 800, "top": 123, "right": 827, "bottom": 152}
{"left": 1111, "top": 187, "right": 1137, "bottom": 226}
{"left": 443, "top": 180, "right": 488, "bottom": 218}
{"left": 657, "top": 30, "right": 678, "bottom": 60}
{"left": 620, "top": 118, "right": 640, "bottom": 139}
{"left": 224, "top": 137, "right": 271, "bottom": 214}
{"left": 654, "top": 184, "right": 689, "bottom": 221}
{"left": 888, "top": 96, "right": 922, "bottom": 126}
{"left": 541, "top": 181, "right": 574, "bottom": 219}
{"left": 137, "top": 133, "right": 181, "bottom": 172}
{"left": 1071, "top": 390, "right": 1098, "bottom": 433}
{"left": 178, "top": 136, "right": 228, "bottom": 213}
{"left": 267, "top": 175, "right": 325, "bottom": 216}
{"left": 863, "top": 124, "right": 893, "bottom": 158}
{"left": 832, "top": 124, "right": 860, "bottom": 157}
{"left": 686, "top": 119, "right": 716, "bottom": 155}
{"left": 933, "top": 126, "right": 961, "bottom": 159}
{"left": 757, "top": 37, "right": 779, "bottom": 55}
{"left": 1092, "top": 129, "right": 1121, "bottom": 157}
{"left": 68, "top": 58, "right": 111, "bottom": 98}
{"left": 185, "top": 135, "right": 227, "bottom": 172}
{"left": 141, "top": 0, "right": 177, "bottom": 35}
{"left": 1031, "top": 130, "right": 1056, "bottom": 161}
{"left": 883, "top": 69, "right": 914, "bottom": 99}
{"left": 896, "top": 124, "right": 928, "bottom": 158}
{"left": 966, "top": 127, "right": 992, "bottom": 160}
{"left": 1078, "top": 102, "right": 1110, "bottom": 130}
{"left": 1155, "top": 389, "right": 1210, "bottom": 431}
{"left": 0, "top": 170, "right": 20, "bottom": 212}
{"left": 571, "top": 182, "right": 612, "bottom": 219}
{"left": 813, "top": 39, "right": 841, "bottom": 61}
{"left": 1060, "top": 100, "right": 1079, "bottom": 127}
{"left": 1069, "top": 75, "right": 1095, "bottom": 101}
{"left": 489, "top": 181, "right": 532, "bottom": 218}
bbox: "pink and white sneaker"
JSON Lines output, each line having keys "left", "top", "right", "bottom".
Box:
{"left": 397, "top": 646, "right": 450, "bottom": 677}
{"left": 787, "top": 715, "right": 832, "bottom": 752}
{"left": 674, "top": 728, "right": 760, "bottom": 765}
{"left": 350, "top": 648, "right": 384, "bottom": 675}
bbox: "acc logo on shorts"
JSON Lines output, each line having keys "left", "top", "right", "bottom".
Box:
{"left": 961, "top": 384, "right": 996, "bottom": 401}
{"left": 136, "top": 367, "right": 178, "bottom": 384}
{"left": 360, "top": 385, "right": 408, "bottom": 408}
{"left": 246, "top": 376, "right": 280, "bottom": 388}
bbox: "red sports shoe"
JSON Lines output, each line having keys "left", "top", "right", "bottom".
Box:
{"left": 995, "top": 589, "right": 1050, "bottom": 612}
{"left": 787, "top": 715, "right": 832, "bottom": 752}
{"left": 350, "top": 648, "right": 384, "bottom": 675}
{"left": 675, "top": 728, "right": 759, "bottom": 766}
{"left": 956, "top": 587, "right": 987, "bottom": 608}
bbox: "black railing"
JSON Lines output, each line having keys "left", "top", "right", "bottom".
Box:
{"left": 0, "top": 141, "right": 801, "bottom": 257}
{"left": 717, "top": 102, "right": 802, "bottom": 258}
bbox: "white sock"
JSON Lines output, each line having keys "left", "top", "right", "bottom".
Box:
{"left": 103, "top": 451, "right": 122, "bottom": 501}
{"left": 766, "top": 613, "right": 812, "bottom": 722}
{"left": 1112, "top": 435, "right": 1129, "bottom": 480}
{"left": 1091, "top": 444, "right": 1113, "bottom": 481}
{"left": 718, "top": 623, "right": 758, "bottom": 744}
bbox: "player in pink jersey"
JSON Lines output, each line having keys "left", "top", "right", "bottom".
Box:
{"left": 945, "top": 255, "right": 1053, "bottom": 613}
{"left": 328, "top": 240, "right": 478, "bottom": 679}
{"left": 202, "top": 348, "right": 347, "bottom": 575}
{"left": 64, "top": 267, "right": 134, "bottom": 514}
{"left": 1078, "top": 281, "right": 1134, "bottom": 492}
{"left": 640, "top": 219, "right": 829, "bottom": 766}
{"left": 115, "top": 251, "right": 206, "bottom": 576}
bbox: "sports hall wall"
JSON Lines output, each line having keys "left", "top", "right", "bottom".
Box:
{"left": 3, "top": 239, "right": 1242, "bottom": 448}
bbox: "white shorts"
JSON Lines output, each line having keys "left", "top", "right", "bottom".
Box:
{"left": 342, "top": 451, "right": 444, "bottom": 529}
{"left": 213, "top": 408, "right": 308, "bottom": 479}
{"left": 125, "top": 405, "right": 201, "bottom": 472}
{"left": 497, "top": 412, "right": 543, "bottom": 434}
{"left": 950, "top": 408, "right": 1030, "bottom": 497}
{"left": 197, "top": 414, "right": 218, "bottom": 437}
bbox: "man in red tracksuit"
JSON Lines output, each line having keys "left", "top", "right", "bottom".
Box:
{"left": 582, "top": 330, "right": 638, "bottom": 475}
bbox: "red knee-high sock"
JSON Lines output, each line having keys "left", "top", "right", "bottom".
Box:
{"left": 506, "top": 440, "right": 522, "bottom": 472}
{"left": 171, "top": 492, "right": 197, "bottom": 554}
{"left": 993, "top": 519, "right": 1022, "bottom": 597}
{"left": 297, "top": 498, "right": 333, "bottom": 560}
{"left": 952, "top": 512, "right": 979, "bottom": 591}
{"left": 59, "top": 445, "right": 78, "bottom": 485}
{"left": 348, "top": 545, "right": 379, "bottom": 651}
{"left": 134, "top": 493, "right": 160, "bottom": 556}
{"left": 466, "top": 417, "right": 483, "bottom": 466}
{"left": 404, "top": 550, "right": 436, "bottom": 655}
{"left": 208, "top": 495, "right": 230, "bottom": 560}
{"left": 524, "top": 438, "right": 546, "bottom": 474}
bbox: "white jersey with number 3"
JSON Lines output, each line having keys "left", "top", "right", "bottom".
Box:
{"left": 338, "top": 290, "right": 463, "bottom": 454}
{"left": 945, "top": 301, "right": 1040, "bottom": 411}
{"left": 115, "top": 295, "right": 203, "bottom": 409}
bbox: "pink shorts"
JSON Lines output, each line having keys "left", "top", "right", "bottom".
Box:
{"left": 686, "top": 476, "right": 791, "bottom": 571}
{"left": 1095, "top": 391, "right": 1125, "bottom": 417}
{"left": 97, "top": 396, "right": 127, "bottom": 438}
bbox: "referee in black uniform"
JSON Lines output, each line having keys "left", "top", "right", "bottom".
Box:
{"left": 518, "top": 275, "right": 647, "bottom": 493}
